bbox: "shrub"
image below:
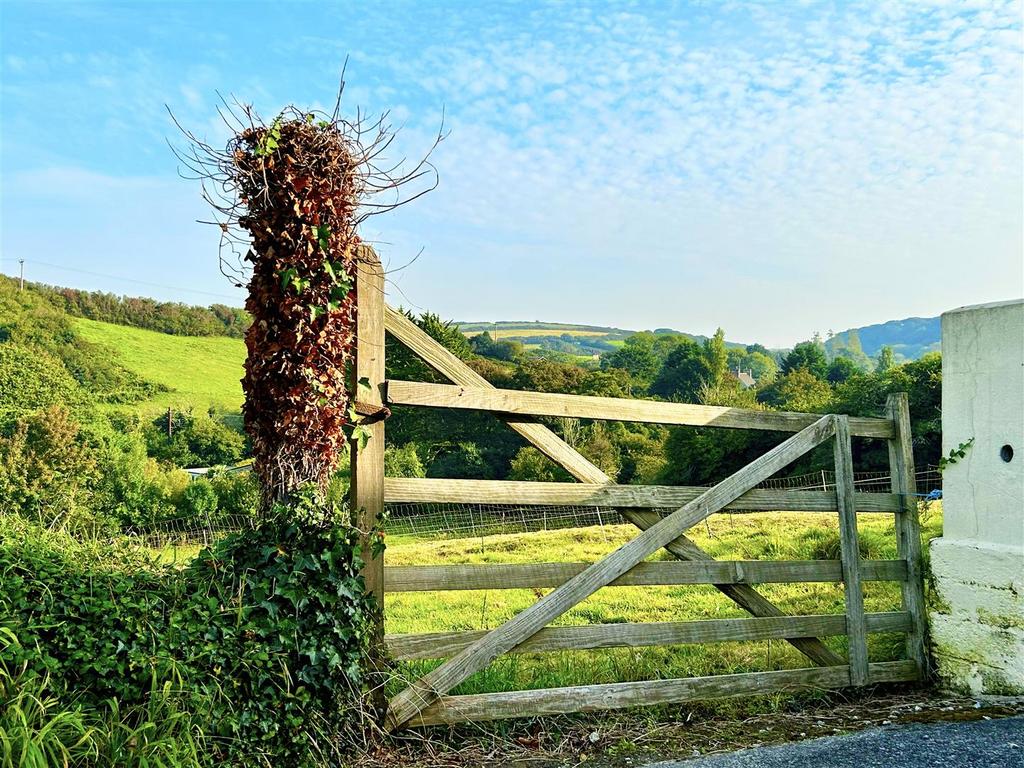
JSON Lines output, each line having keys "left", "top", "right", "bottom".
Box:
{"left": 509, "top": 447, "right": 570, "bottom": 482}
{"left": 426, "top": 442, "right": 495, "bottom": 479}
{"left": 181, "top": 478, "right": 218, "bottom": 519}
{"left": 181, "top": 489, "right": 375, "bottom": 764}
{"left": 0, "top": 344, "right": 89, "bottom": 421}
{"left": 209, "top": 470, "right": 260, "bottom": 519}
{"left": 384, "top": 444, "right": 425, "bottom": 478}
{"left": 145, "top": 410, "right": 247, "bottom": 468}
{"left": 0, "top": 487, "right": 377, "bottom": 766}
{"left": 0, "top": 405, "right": 112, "bottom": 534}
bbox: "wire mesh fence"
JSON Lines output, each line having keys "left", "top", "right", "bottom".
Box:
{"left": 126, "top": 466, "right": 943, "bottom": 548}
{"left": 123, "top": 513, "right": 256, "bottom": 549}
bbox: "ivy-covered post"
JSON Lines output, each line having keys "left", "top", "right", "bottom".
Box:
{"left": 351, "top": 245, "right": 386, "bottom": 708}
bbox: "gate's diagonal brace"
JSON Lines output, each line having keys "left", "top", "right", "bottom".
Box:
{"left": 385, "top": 415, "right": 838, "bottom": 730}
{"left": 384, "top": 306, "right": 845, "bottom": 668}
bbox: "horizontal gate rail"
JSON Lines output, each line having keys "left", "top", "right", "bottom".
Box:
{"left": 385, "top": 379, "right": 896, "bottom": 438}
{"left": 408, "top": 661, "right": 920, "bottom": 726}
{"left": 385, "top": 477, "right": 901, "bottom": 513}
{"left": 384, "top": 559, "right": 908, "bottom": 592}
{"left": 386, "top": 611, "right": 913, "bottom": 660}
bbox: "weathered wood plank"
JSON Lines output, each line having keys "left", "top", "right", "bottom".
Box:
{"left": 886, "top": 393, "right": 929, "bottom": 677}
{"left": 384, "top": 477, "right": 901, "bottom": 513}
{"left": 834, "top": 416, "right": 869, "bottom": 686}
{"left": 352, "top": 253, "right": 386, "bottom": 604}
{"left": 385, "top": 415, "right": 838, "bottom": 730}
{"left": 383, "top": 305, "right": 843, "bottom": 670}
{"left": 352, "top": 250, "right": 387, "bottom": 712}
{"left": 384, "top": 559, "right": 908, "bottom": 592}
{"left": 618, "top": 510, "right": 845, "bottom": 669}
{"left": 386, "top": 379, "right": 895, "bottom": 438}
{"left": 386, "top": 612, "right": 912, "bottom": 660}
{"left": 407, "top": 661, "right": 920, "bottom": 726}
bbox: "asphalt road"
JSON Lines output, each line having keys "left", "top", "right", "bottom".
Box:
{"left": 646, "top": 715, "right": 1024, "bottom": 768}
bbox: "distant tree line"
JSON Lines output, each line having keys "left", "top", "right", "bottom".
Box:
{"left": 25, "top": 279, "right": 251, "bottom": 337}
{"left": 385, "top": 311, "right": 942, "bottom": 488}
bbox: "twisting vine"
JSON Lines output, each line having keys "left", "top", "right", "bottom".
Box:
{"left": 171, "top": 81, "right": 443, "bottom": 510}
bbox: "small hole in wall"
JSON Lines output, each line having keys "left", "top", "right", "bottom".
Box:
{"left": 1000, "top": 444, "right": 1014, "bottom": 463}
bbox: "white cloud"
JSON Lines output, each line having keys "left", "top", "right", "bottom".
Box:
{"left": 368, "top": 0, "right": 1023, "bottom": 344}
{"left": 2, "top": 0, "right": 1020, "bottom": 344}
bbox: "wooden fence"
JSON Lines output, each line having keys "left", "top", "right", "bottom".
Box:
{"left": 349, "top": 251, "right": 928, "bottom": 730}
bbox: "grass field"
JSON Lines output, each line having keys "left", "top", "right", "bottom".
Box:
{"left": 73, "top": 318, "right": 245, "bottom": 417}
{"left": 384, "top": 505, "right": 943, "bottom": 697}
{"left": 464, "top": 328, "right": 613, "bottom": 340}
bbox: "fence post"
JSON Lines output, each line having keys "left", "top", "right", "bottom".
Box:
{"left": 885, "top": 392, "right": 929, "bottom": 677}
{"left": 351, "top": 246, "right": 387, "bottom": 711}
{"left": 834, "top": 415, "right": 868, "bottom": 685}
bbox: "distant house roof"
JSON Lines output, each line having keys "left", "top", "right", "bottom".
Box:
{"left": 736, "top": 369, "right": 757, "bottom": 389}
{"left": 186, "top": 463, "right": 252, "bottom": 479}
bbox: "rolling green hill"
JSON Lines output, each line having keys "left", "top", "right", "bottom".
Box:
{"left": 826, "top": 316, "right": 940, "bottom": 362}
{"left": 455, "top": 320, "right": 737, "bottom": 358}
{"left": 72, "top": 318, "right": 246, "bottom": 417}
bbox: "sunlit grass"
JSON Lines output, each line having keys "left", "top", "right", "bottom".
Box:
{"left": 72, "top": 317, "right": 245, "bottom": 418}
{"left": 384, "top": 506, "right": 943, "bottom": 696}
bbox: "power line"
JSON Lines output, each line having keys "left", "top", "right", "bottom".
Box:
{"left": 9, "top": 259, "right": 244, "bottom": 302}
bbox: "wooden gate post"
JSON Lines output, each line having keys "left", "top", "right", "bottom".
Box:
{"left": 886, "top": 392, "right": 929, "bottom": 677}
{"left": 834, "top": 415, "right": 868, "bottom": 685}
{"left": 351, "top": 247, "right": 386, "bottom": 708}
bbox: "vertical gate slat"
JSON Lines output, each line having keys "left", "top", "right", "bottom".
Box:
{"left": 886, "top": 392, "right": 928, "bottom": 677}
{"left": 834, "top": 415, "right": 868, "bottom": 686}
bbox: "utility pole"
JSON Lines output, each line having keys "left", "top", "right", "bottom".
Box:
{"left": 167, "top": 407, "right": 173, "bottom": 439}
{"left": 18, "top": 260, "right": 24, "bottom": 291}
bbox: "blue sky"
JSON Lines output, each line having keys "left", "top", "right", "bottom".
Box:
{"left": 1, "top": 0, "right": 1021, "bottom": 346}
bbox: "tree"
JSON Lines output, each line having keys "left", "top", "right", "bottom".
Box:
{"left": 145, "top": 411, "right": 246, "bottom": 468}
{"left": 509, "top": 447, "right": 571, "bottom": 482}
{"left": 745, "top": 343, "right": 770, "bottom": 356}
{"left": 384, "top": 444, "right": 425, "bottom": 478}
{"left": 826, "top": 356, "right": 862, "bottom": 385}
{"left": 758, "top": 369, "right": 833, "bottom": 412}
{"left": 649, "top": 337, "right": 710, "bottom": 402}
{"left": 703, "top": 328, "right": 729, "bottom": 388}
{"left": 746, "top": 351, "right": 779, "bottom": 383}
{"left": 782, "top": 340, "right": 829, "bottom": 379}
{"left": 601, "top": 332, "right": 659, "bottom": 384}
{"left": 876, "top": 345, "right": 896, "bottom": 372}
{"left": 182, "top": 478, "right": 218, "bottom": 519}
{"left": 178, "top": 99, "right": 438, "bottom": 508}
{"left": 512, "top": 357, "right": 587, "bottom": 393}
{"left": 0, "top": 405, "right": 100, "bottom": 530}
{"left": 469, "top": 331, "right": 522, "bottom": 361}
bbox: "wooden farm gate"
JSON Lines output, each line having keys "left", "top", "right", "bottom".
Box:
{"left": 349, "top": 255, "right": 928, "bottom": 730}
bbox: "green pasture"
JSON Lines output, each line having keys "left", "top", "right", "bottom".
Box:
{"left": 72, "top": 318, "right": 245, "bottom": 417}
{"left": 384, "top": 505, "right": 942, "bottom": 697}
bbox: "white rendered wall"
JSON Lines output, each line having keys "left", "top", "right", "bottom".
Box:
{"left": 929, "top": 299, "right": 1024, "bottom": 694}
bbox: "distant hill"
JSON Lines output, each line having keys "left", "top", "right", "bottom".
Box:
{"left": 455, "top": 320, "right": 751, "bottom": 359}
{"left": 827, "top": 316, "right": 940, "bottom": 362}
{"left": 0, "top": 275, "right": 245, "bottom": 423}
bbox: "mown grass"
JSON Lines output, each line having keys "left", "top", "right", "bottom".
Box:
{"left": 384, "top": 504, "right": 943, "bottom": 697}
{"left": 72, "top": 318, "right": 245, "bottom": 417}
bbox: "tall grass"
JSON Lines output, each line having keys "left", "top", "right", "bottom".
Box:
{"left": 0, "top": 625, "right": 210, "bottom": 768}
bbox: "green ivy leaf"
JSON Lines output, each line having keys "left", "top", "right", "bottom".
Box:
{"left": 316, "top": 224, "right": 331, "bottom": 252}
